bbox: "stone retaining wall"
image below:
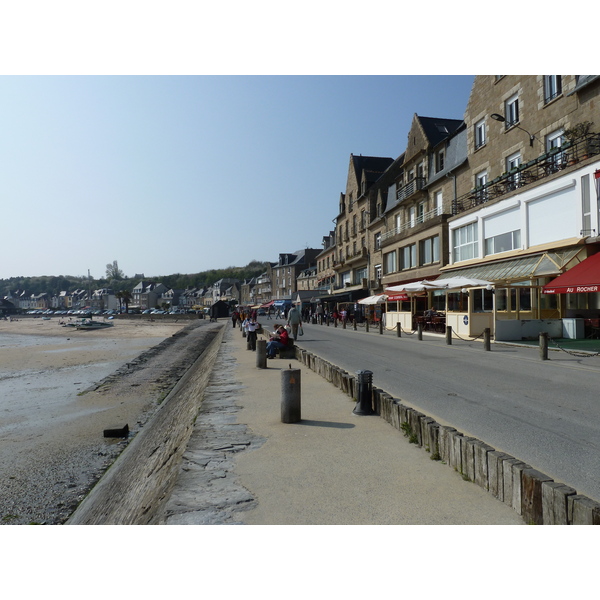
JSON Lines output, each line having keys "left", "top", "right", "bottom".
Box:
{"left": 67, "top": 324, "right": 227, "bottom": 525}
{"left": 294, "top": 346, "right": 600, "bottom": 525}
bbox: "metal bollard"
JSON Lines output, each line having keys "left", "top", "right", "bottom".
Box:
{"left": 343, "top": 319, "right": 346, "bottom": 329}
{"left": 396, "top": 322, "right": 401, "bottom": 337}
{"left": 365, "top": 320, "right": 369, "bottom": 333}
{"left": 446, "top": 325, "right": 452, "bottom": 345}
{"left": 539, "top": 332, "right": 549, "bottom": 360}
{"left": 281, "top": 368, "right": 301, "bottom": 423}
{"left": 418, "top": 322, "right": 423, "bottom": 340}
{"left": 256, "top": 339, "right": 267, "bottom": 369}
{"left": 353, "top": 370, "right": 374, "bottom": 415}
{"left": 379, "top": 320, "right": 383, "bottom": 335}
{"left": 483, "top": 328, "right": 491, "bottom": 351}
{"left": 353, "top": 319, "right": 357, "bottom": 331}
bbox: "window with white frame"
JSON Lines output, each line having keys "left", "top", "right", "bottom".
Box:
{"left": 400, "top": 244, "right": 416, "bottom": 270}
{"left": 483, "top": 207, "right": 521, "bottom": 255}
{"left": 506, "top": 152, "right": 521, "bottom": 187}
{"left": 419, "top": 235, "right": 440, "bottom": 266}
{"left": 476, "top": 170, "right": 488, "bottom": 201}
{"left": 505, "top": 93, "right": 519, "bottom": 128}
{"left": 434, "top": 190, "right": 443, "bottom": 215}
{"left": 383, "top": 250, "right": 397, "bottom": 274}
{"left": 417, "top": 201, "right": 425, "bottom": 224}
{"left": 485, "top": 230, "right": 521, "bottom": 255}
{"left": 452, "top": 222, "right": 478, "bottom": 262}
{"left": 474, "top": 119, "right": 486, "bottom": 149}
{"left": 544, "top": 76, "right": 562, "bottom": 104}
{"left": 546, "top": 129, "right": 565, "bottom": 169}
{"left": 374, "top": 232, "right": 381, "bottom": 250}
{"left": 375, "top": 264, "right": 382, "bottom": 280}
{"left": 408, "top": 206, "right": 415, "bottom": 227}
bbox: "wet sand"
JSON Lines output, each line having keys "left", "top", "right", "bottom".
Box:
{"left": 0, "top": 316, "right": 191, "bottom": 524}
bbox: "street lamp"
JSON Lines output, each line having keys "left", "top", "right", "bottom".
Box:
{"left": 491, "top": 113, "right": 537, "bottom": 147}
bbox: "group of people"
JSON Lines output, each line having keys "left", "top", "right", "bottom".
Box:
{"left": 235, "top": 303, "right": 304, "bottom": 358}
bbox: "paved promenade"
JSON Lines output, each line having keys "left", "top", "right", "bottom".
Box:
{"left": 162, "top": 324, "right": 523, "bottom": 525}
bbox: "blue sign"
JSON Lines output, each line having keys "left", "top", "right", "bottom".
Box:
{"left": 463, "top": 315, "right": 469, "bottom": 325}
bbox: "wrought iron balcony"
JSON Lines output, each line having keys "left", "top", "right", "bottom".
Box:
{"left": 380, "top": 207, "right": 442, "bottom": 243}
{"left": 454, "top": 133, "right": 600, "bottom": 214}
{"left": 396, "top": 177, "right": 426, "bottom": 202}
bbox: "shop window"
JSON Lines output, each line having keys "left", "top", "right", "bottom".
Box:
{"left": 472, "top": 288, "right": 494, "bottom": 312}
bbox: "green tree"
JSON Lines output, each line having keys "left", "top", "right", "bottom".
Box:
{"left": 106, "top": 260, "right": 125, "bottom": 281}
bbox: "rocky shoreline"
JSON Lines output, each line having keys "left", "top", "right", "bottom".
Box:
{"left": 1, "top": 319, "right": 224, "bottom": 525}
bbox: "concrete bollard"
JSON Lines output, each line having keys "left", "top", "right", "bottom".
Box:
{"left": 539, "top": 332, "right": 548, "bottom": 360}
{"left": 281, "top": 368, "right": 301, "bottom": 423}
{"left": 483, "top": 328, "right": 491, "bottom": 351}
{"left": 446, "top": 325, "right": 452, "bottom": 345}
{"left": 396, "top": 322, "right": 401, "bottom": 337}
{"left": 352, "top": 370, "right": 373, "bottom": 415}
{"left": 256, "top": 339, "right": 267, "bottom": 369}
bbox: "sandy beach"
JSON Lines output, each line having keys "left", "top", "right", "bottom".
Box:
{"left": 0, "top": 316, "right": 197, "bottom": 524}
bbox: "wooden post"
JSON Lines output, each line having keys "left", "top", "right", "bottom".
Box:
{"left": 539, "top": 332, "right": 549, "bottom": 360}
{"left": 483, "top": 328, "right": 491, "bottom": 351}
{"left": 446, "top": 325, "right": 452, "bottom": 345}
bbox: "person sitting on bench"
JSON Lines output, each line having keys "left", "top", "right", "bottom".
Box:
{"left": 266, "top": 325, "right": 289, "bottom": 358}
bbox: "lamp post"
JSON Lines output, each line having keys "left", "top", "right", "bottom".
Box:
{"left": 491, "top": 113, "right": 539, "bottom": 147}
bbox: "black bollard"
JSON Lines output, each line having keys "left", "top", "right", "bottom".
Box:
{"left": 396, "top": 322, "right": 401, "bottom": 337}
{"left": 353, "top": 370, "right": 374, "bottom": 415}
{"left": 353, "top": 319, "right": 357, "bottom": 331}
{"left": 418, "top": 322, "right": 423, "bottom": 340}
{"left": 379, "top": 320, "right": 383, "bottom": 335}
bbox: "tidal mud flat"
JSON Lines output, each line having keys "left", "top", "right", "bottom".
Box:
{"left": 0, "top": 317, "right": 223, "bottom": 525}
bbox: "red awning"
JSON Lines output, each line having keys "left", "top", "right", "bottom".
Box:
{"left": 542, "top": 252, "right": 600, "bottom": 294}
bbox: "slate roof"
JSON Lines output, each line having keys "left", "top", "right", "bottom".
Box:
{"left": 417, "top": 116, "right": 464, "bottom": 148}
{"left": 352, "top": 154, "right": 395, "bottom": 187}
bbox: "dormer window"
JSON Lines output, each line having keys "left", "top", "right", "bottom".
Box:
{"left": 435, "top": 149, "right": 445, "bottom": 173}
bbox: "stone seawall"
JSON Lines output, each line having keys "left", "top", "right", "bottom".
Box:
{"left": 295, "top": 346, "right": 600, "bottom": 525}
{"left": 67, "top": 323, "right": 226, "bottom": 525}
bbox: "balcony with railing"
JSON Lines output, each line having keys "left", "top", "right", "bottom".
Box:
{"left": 453, "top": 133, "right": 600, "bottom": 214}
{"left": 380, "top": 206, "right": 442, "bottom": 245}
{"left": 396, "top": 177, "right": 426, "bottom": 202}
{"left": 344, "top": 246, "right": 368, "bottom": 266}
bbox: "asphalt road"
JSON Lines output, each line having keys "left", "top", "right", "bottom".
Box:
{"left": 291, "top": 321, "right": 600, "bottom": 502}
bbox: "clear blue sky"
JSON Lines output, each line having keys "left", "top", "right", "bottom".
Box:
{"left": 0, "top": 75, "right": 474, "bottom": 280}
